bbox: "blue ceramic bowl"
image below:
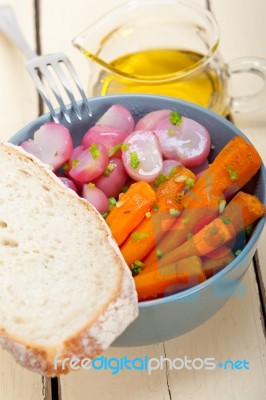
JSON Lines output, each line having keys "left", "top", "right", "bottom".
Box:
{"left": 9, "top": 95, "right": 266, "bottom": 346}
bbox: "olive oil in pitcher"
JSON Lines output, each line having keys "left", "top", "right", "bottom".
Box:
{"left": 97, "top": 49, "right": 226, "bottom": 111}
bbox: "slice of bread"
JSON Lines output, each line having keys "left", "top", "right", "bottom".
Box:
{"left": 0, "top": 142, "right": 138, "bottom": 376}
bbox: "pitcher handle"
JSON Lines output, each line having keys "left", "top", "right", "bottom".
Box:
{"left": 227, "top": 57, "right": 266, "bottom": 113}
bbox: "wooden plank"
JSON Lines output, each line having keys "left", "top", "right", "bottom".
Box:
{"left": 0, "top": 0, "right": 39, "bottom": 141}
{"left": 210, "top": 0, "right": 266, "bottom": 304}
{"left": 0, "top": 1, "right": 50, "bottom": 399}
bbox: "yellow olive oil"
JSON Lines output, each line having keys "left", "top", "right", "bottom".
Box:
{"left": 96, "top": 49, "right": 227, "bottom": 112}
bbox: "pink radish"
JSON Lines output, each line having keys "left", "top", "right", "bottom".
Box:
{"left": 81, "top": 125, "right": 129, "bottom": 158}
{"left": 69, "top": 143, "right": 109, "bottom": 183}
{"left": 82, "top": 184, "right": 109, "bottom": 214}
{"left": 96, "top": 105, "right": 135, "bottom": 133}
{"left": 20, "top": 122, "right": 73, "bottom": 171}
{"left": 94, "top": 158, "right": 128, "bottom": 198}
{"left": 122, "top": 130, "right": 163, "bottom": 183}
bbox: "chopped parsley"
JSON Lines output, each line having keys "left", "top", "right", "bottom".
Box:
{"left": 183, "top": 217, "right": 190, "bottom": 224}
{"left": 156, "top": 248, "right": 163, "bottom": 260}
{"left": 89, "top": 143, "right": 100, "bottom": 159}
{"left": 222, "top": 217, "right": 231, "bottom": 225}
{"left": 87, "top": 182, "right": 95, "bottom": 188}
{"left": 71, "top": 159, "right": 79, "bottom": 167}
{"left": 130, "top": 151, "right": 140, "bottom": 169}
{"left": 152, "top": 203, "right": 159, "bottom": 211}
{"left": 63, "top": 162, "right": 70, "bottom": 171}
{"left": 185, "top": 178, "right": 195, "bottom": 191}
{"left": 154, "top": 173, "right": 166, "bottom": 187}
{"left": 131, "top": 260, "right": 145, "bottom": 276}
{"left": 121, "top": 143, "right": 130, "bottom": 151}
{"left": 108, "top": 144, "right": 121, "bottom": 157}
{"left": 235, "top": 249, "right": 242, "bottom": 256}
{"left": 169, "top": 208, "right": 180, "bottom": 216}
{"left": 168, "top": 128, "right": 176, "bottom": 136}
{"left": 187, "top": 232, "right": 194, "bottom": 239}
{"left": 131, "top": 231, "right": 150, "bottom": 240}
{"left": 226, "top": 166, "right": 238, "bottom": 181}
{"left": 169, "top": 111, "right": 182, "bottom": 126}
{"left": 103, "top": 163, "right": 115, "bottom": 176}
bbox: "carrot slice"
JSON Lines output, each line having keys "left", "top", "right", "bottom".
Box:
{"left": 202, "top": 247, "right": 235, "bottom": 278}
{"left": 106, "top": 181, "right": 156, "bottom": 245}
{"left": 151, "top": 191, "right": 265, "bottom": 268}
{"left": 134, "top": 256, "right": 206, "bottom": 301}
{"left": 120, "top": 166, "right": 195, "bottom": 266}
{"left": 182, "top": 136, "right": 262, "bottom": 208}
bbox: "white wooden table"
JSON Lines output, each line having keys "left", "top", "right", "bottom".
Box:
{"left": 0, "top": 1, "right": 265, "bottom": 399}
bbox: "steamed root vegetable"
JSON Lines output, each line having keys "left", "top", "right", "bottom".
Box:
{"left": 105, "top": 180, "right": 156, "bottom": 245}
{"left": 151, "top": 191, "right": 265, "bottom": 269}
{"left": 93, "top": 158, "right": 128, "bottom": 198}
{"left": 81, "top": 125, "right": 129, "bottom": 158}
{"left": 182, "top": 135, "right": 262, "bottom": 208}
{"left": 120, "top": 165, "right": 196, "bottom": 266}
{"left": 21, "top": 122, "right": 73, "bottom": 170}
{"left": 136, "top": 109, "right": 211, "bottom": 166}
{"left": 69, "top": 143, "right": 109, "bottom": 183}
{"left": 153, "top": 113, "right": 211, "bottom": 167}
{"left": 122, "top": 130, "right": 163, "bottom": 182}
{"left": 96, "top": 104, "right": 135, "bottom": 134}
{"left": 58, "top": 177, "right": 78, "bottom": 193}
{"left": 82, "top": 183, "right": 109, "bottom": 213}
{"left": 135, "top": 109, "right": 172, "bottom": 131}
{"left": 134, "top": 256, "right": 206, "bottom": 301}
{"left": 202, "top": 247, "right": 235, "bottom": 278}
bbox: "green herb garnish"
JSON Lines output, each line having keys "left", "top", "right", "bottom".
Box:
{"left": 121, "top": 143, "right": 130, "bottom": 151}
{"left": 131, "top": 231, "right": 150, "bottom": 240}
{"left": 145, "top": 211, "right": 152, "bottom": 219}
{"left": 101, "top": 212, "right": 108, "bottom": 219}
{"left": 63, "top": 162, "right": 70, "bottom": 171}
{"left": 89, "top": 143, "right": 100, "bottom": 159}
{"left": 130, "top": 151, "right": 140, "bottom": 169}
{"left": 222, "top": 217, "right": 231, "bottom": 225}
{"left": 87, "top": 182, "right": 95, "bottom": 188}
{"left": 108, "top": 144, "right": 121, "bottom": 157}
{"left": 168, "top": 128, "right": 176, "bottom": 136}
{"left": 131, "top": 260, "right": 145, "bottom": 276}
{"left": 226, "top": 166, "right": 238, "bottom": 181}
{"left": 170, "top": 111, "right": 182, "bottom": 126}
{"left": 169, "top": 208, "right": 180, "bottom": 216}
{"left": 71, "top": 159, "right": 79, "bottom": 167}
{"left": 187, "top": 232, "right": 194, "bottom": 239}
{"left": 183, "top": 217, "right": 190, "bottom": 224}
{"left": 103, "top": 163, "right": 115, "bottom": 176}
{"left": 152, "top": 203, "right": 159, "bottom": 211}
{"left": 235, "top": 249, "right": 242, "bottom": 256}
{"left": 156, "top": 248, "right": 163, "bottom": 260}
{"left": 185, "top": 178, "right": 195, "bottom": 191}
{"left": 154, "top": 173, "right": 166, "bottom": 187}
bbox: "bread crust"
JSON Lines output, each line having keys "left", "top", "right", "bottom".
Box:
{"left": 0, "top": 142, "right": 139, "bottom": 376}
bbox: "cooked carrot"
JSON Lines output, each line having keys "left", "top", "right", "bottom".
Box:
{"left": 144, "top": 136, "right": 262, "bottom": 265}
{"left": 202, "top": 247, "right": 235, "bottom": 278}
{"left": 182, "top": 136, "right": 262, "bottom": 208}
{"left": 151, "top": 191, "right": 265, "bottom": 268}
{"left": 143, "top": 201, "right": 219, "bottom": 268}
{"left": 106, "top": 181, "right": 156, "bottom": 245}
{"left": 134, "top": 256, "right": 206, "bottom": 301}
{"left": 155, "top": 164, "right": 196, "bottom": 211}
{"left": 120, "top": 166, "right": 196, "bottom": 266}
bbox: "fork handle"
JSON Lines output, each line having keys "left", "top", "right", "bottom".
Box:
{"left": 0, "top": 6, "right": 36, "bottom": 59}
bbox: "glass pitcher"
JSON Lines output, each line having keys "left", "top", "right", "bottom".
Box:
{"left": 72, "top": 0, "right": 266, "bottom": 116}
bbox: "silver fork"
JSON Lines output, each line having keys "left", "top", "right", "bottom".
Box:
{"left": 0, "top": 6, "right": 91, "bottom": 123}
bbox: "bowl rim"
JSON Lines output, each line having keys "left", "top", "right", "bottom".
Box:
{"left": 9, "top": 94, "right": 266, "bottom": 308}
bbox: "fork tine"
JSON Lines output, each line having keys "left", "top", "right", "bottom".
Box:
{"left": 58, "top": 54, "right": 92, "bottom": 117}
{"left": 26, "top": 54, "right": 92, "bottom": 123}
{"left": 25, "top": 63, "right": 60, "bottom": 123}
